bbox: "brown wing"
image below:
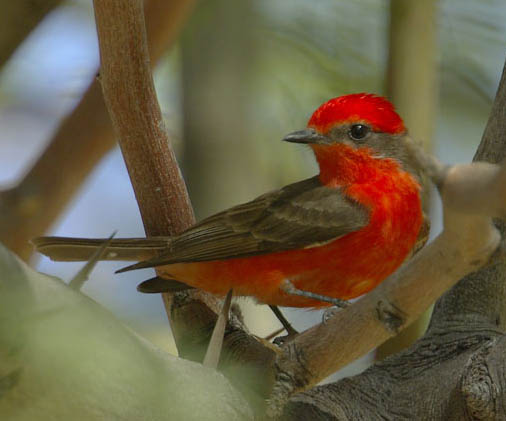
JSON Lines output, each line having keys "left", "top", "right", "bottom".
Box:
{"left": 117, "top": 176, "right": 369, "bottom": 272}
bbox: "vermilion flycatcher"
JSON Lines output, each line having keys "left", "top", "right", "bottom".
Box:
{"left": 33, "top": 93, "right": 428, "bottom": 308}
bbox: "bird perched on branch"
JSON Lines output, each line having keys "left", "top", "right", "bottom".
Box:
{"left": 33, "top": 93, "right": 428, "bottom": 311}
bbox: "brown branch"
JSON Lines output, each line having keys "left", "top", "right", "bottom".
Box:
{"left": 0, "top": 0, "right": 63, "bottom": 66}
{"left": 92, "top": 1, "right": 275, "bottom": 410}
{"left": 0, "top": 0, "right": 196, "bottom": 261}
{"left": 93, "top": 0, "right": 194, "bottom": 236}
{"left": 93, "top": 0, "right": 195, "bottom": 345}
{"left": 269, "top": 60, "right": 506, "bottom": 419}
{"left": 267, "top": 95, "right": 506, "bottom": 419}
{"left": 431, "top": 62, "right": 506, "bottom": 328}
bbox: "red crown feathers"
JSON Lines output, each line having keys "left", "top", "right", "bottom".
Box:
{"left": 308, "top": 93, "right": 405, "bottom": 135}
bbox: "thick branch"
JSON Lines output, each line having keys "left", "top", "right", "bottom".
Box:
{"left": 93, "top": 0, "right": 196, "bottom": 351}
{"left": 0, "top": 0, "right": 195, "bottom": 261}
{"left": 94, "top": 0, "right": 194, "bottom": 236}
{"left": 431, "top": 62, "right": 506, "bottom": 328}
{"left": 92, "top": 1, "right": 275, "bottom": 407}
{"left": 268, "top": 138, "right": 505, "bottom": 416}
{"left": 271, "top": 60, "right": 506, "bottom": 419}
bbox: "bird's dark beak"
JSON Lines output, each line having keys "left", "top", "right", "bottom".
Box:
{"left": 282, "top": 128, "right": 329, "bottom": 145}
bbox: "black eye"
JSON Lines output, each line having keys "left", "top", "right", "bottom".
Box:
{"left": 349, "top": 124, "right": 370, "bottom": 141}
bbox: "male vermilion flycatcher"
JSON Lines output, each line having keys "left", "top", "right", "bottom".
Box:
{"left": 34, "top": 93, "right": 428, "bottom": 308}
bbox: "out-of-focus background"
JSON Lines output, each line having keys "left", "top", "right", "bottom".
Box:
{"left": 1, "top": 0, "right": 505, "bottom": 379}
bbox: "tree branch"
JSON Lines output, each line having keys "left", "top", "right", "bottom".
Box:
{"left": 267, "top": 62, "right": 506, "bottom": 416}
{"left": 93, "top": 0, "right": 194, "bottom": 236}
{"left": 0, "top": 0, "right": 196, "bottom": 261}
{"left": 430, "top": 62, "right": 506, "bottom": 328}
{"left": 270, "top": 59, "right": 506, "bottom": 419}
{"left": 92, "top": 1, "right": 275, "bottom": 409}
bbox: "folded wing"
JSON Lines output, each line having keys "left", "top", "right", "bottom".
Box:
{"left": 118, "top": 176, "right": 369, "bottom": 272}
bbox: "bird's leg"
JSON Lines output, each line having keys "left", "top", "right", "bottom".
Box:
{"left": 268, "top": 305, "right": 298, "bottom": 337}
{"left": 281, "top": 279, "right": 350, "bottom": 308}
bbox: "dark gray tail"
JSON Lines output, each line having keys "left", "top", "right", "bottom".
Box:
{"left": 32, "top": 236, "right": 171, "bottom": 262}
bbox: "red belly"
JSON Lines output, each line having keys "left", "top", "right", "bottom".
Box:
{"left": 160, "top": 183, "right": 423, "bottom": 307}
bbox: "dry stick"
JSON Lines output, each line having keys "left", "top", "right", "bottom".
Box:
{"left": 92, "top": 1, "right": 275, "bottom": 387}
{"left": 0, "top": 0, "right": 196, "bottom": 261}
{"left": 268, "top": 162, "right": 504, "bottom": 415}
{"left": 93, "top": 0, "right": 196, "bottom": 339}
{"left": 68, "top": 232, "right": 116, "bottom": 290}
{"left": 203, "top": 289, "right": 233, "bottom": 368}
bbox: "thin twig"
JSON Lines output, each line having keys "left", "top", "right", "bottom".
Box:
{"left": 203, "top": 289, "right": 233, "bottom": 368}
{"left": 68, "top": 232, "right": 116, "bottom": 290}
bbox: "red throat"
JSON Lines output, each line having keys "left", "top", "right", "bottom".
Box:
{"left": 311, "top": 143, "right": 406, "bottom": 186}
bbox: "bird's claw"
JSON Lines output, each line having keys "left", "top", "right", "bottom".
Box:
{"left": 322, "top": 306, "right": 343, "bottom": 324}
{"left": 273, "top": 332, "right": 298, "bottom": 347}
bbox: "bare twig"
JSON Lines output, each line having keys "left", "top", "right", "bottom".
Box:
{"left": 203, "top": 289, "right": 233, "bottom": 368}
{"left": 68, "top": 232, "right": 116, "bottom": 290}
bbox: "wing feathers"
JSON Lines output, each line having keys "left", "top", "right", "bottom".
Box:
{"left": 118, "top": 177, "right": 369, "bottom": 271}
{"left": 34, "top": 177, "right": 370, "bottom": 271}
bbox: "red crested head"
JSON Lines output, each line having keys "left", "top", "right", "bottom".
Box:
{"left": 308, "top": 93, "right": 405, "bottom": 135}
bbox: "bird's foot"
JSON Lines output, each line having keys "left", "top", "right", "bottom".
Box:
{"left": 268, "top": 305, "right": 298, "bottom": 334}
{"left": 266, "top": 305, "right": 299, "bottom": 346}
{"left": 281, "top": 279, "right": 351, "bottom": 308}
{"left": 272, "top": 332, "right": 298, "bottom": 347}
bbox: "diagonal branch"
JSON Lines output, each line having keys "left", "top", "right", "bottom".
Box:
{"left": 430, "top": 62, "right": 506, "bottom": 328}
{"left": 92, "top": 1, "right": 275, "bottom": 408}
{"left": 0, "top": 0, "right": 196, "bottom": 261}
{"left": 267, "top": 62, "right": 506, "bottom": 415}
{"left": 273, "top": 59, "right": 506, "bottom": 420}
{"left": 93, "top": 0, "right": 196, "bottom": 349}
